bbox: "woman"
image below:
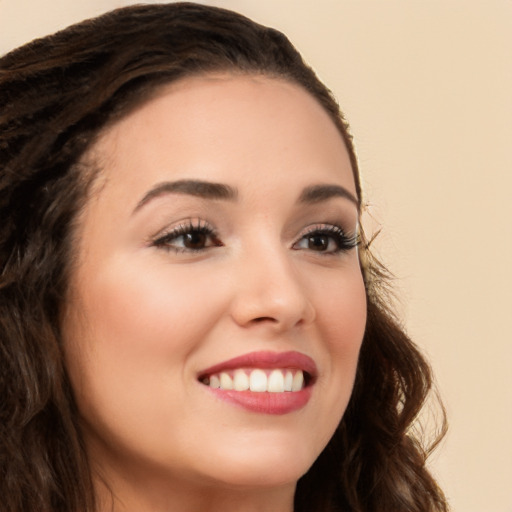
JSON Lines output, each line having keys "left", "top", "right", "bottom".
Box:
{"left": 0, "top": 3, "right": 448, "bottom": 511}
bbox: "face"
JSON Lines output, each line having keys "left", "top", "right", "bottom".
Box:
{"left": 62, "top": 75, "right": 366, "bottom": 497}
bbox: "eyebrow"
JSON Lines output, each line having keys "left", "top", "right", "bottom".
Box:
{"left": 133, "top": 179, "right": 238, "bottom": 213}
{"left": 298, "top": 184, "right": 359, "bottom": 206}
{"left": 133, "top": 179, "right": 359, "bottom": 214}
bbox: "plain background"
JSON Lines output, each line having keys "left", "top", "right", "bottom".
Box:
{"left": 1, "top": 1, "right": 511, "bottom": 511}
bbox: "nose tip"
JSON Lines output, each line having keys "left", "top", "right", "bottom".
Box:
{"left": 229, "top": 255, "right": 316, "bottom": 331}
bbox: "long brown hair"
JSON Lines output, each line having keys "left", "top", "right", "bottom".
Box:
{"left": 0, "top": 3, "right": 447, "bottom": 511}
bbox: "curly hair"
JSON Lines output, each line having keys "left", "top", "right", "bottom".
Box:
{"left": 0, "top": 3, "right": 447, "bottom": 511}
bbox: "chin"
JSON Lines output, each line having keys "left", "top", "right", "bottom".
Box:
{"left": 194, "top": 433, "right": 317, "bottom": 489}
{"left": 205, "top": 461, "right": 308, "bottom": 490}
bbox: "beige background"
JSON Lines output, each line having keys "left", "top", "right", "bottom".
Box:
{"left": 1, "top": 1, "right": 511, "bottom": 511}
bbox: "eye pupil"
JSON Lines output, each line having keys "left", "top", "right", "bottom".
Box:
{"left": 184, "top": 232, "right": 206, "bottom": 248}
{"left": 308, "top": 234, "right": 329, "bottom": 251}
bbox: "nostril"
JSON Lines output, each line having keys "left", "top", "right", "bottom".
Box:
{"left": 252, "top": 316, "right": 277, "bottom": 323}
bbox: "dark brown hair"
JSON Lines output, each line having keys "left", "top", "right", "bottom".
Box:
{"left": 0, "top": 3, "right": 447, "bottom": 511}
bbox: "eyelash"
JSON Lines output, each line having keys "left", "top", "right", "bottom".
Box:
{"left": 151, "top": 221, "right": 358, "bottom": 255}
{"left": 152, "top": 220, "right": 222, "bottom": 253}
{"left": 293, "top": 225, "right": 358, "bottom": 254}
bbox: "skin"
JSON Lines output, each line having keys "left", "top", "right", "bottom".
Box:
{"left": 62, "top": 75, "right": 367, "bottom": 512}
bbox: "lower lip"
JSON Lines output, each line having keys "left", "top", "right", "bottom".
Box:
{"left": 205, "top": 386, "right": 313, "bottom": 415}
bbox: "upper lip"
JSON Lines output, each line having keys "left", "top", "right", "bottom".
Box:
{"left": 198, "top": 350, "right": 318, "bottom": 380}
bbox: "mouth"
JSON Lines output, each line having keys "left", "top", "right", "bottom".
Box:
{"left": 200, "top": 368, "right": 311, "bottom": 392}
{"left": 197, "top": 351, "right": 317, "bottom": 414}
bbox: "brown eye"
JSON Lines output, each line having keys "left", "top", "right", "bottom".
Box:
{"left": 293, "top": 226, "right": 358, "bottom": 255}
{"left": 306, "top": 234, "right": 330, "bottom": 251}
{"left": 182, "top": 231, "right": 208, "bottom": 249}
{"left": 153, "top": 222, "right": 222, "bottom": 253}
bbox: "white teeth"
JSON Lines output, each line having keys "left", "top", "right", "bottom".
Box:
{"left": 233, "top": 369, "right": 250, "bottom": 391}
{"left": 284, "top": 370, "right": 293, "bottom": 391}
{"left": 206, "top": 369, "right": 306, "bottom": 392}
{"left": 268, "top": 369, "right": 285, "bottom": 393}
{"left": 209, "top": 375, "right": 220, "bottom": 389}
{"left": 291, "top": 370, "right": 304, "bottom": 392}
{"left": 249, "top": 369, "right": 267, "bottom": 392}
{"left": 219, "top": 372, "right": 233, "bottom": 390}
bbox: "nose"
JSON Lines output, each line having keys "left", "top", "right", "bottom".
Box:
{"left": 229, "top": 243, "right": 316, "bottom": 332}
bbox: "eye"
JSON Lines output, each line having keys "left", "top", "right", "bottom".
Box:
{"left": 152, "top": 221, "right": 222, "bottom": 253}
{"left": 293, "top": 225, "right": 358, "bottom": 254}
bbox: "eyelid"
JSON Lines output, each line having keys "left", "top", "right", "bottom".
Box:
{"left": 150, "top": 219, "right": 220, "bottom": 252}
{"left": 296, "top": 222, "right": 355, "bottom": 239}
{"left": 293, "top": 223, "right": 359, "bottom": 253}
{"left": 148, "top": 218, "right": 358, "bottom": 256}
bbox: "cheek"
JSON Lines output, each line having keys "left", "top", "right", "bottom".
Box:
{"left": 313, "top": 267, "right": 366, "bottom": 399}
{"left": 62, "top": 258, "right": 230, "bottom": 460}
{"left": 71, "top": 257, "right": 223, "bottom": 358}
{"left": 318, "top": 266, "right": 367, "bottom": 350}
{"left": 62, "top": 258, "right": 226, "bottom": 418}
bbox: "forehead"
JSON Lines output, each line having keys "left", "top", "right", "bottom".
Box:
{"left": 88, "top": 74, "right": 356, "bottom": 204}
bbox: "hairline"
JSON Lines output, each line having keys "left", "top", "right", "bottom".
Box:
{"left": 75, "top": 68, "right": 362, "bottom": 228}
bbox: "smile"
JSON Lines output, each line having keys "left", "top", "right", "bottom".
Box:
{"left": 198, "top": 351, "right": 317, "bottom": 414}
{"left": 201, "top": 368, "right": 306, "bottom": 392}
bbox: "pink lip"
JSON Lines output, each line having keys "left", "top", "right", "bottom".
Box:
{"left": 198, "top": 351, "right": 317, "bottom": 415}
{"left": 198, "top": 350, "right": 318, "bottom": 378}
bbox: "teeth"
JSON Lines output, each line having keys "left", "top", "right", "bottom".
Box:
{"left": 233, "top": 369, "right": 249, "bottom": 391}
{"left": 291, "top": 370, "right": 304, "bottom": 392}
{"left": 249, "top": 369, "right": 267, "bottom": 392}
{"left": 268, "top": 369, "right": 285, "bottom": 393}
{"left": 284, "top": 370, "right": 293, "bottom": 391}
{"left": 209, "top": 375, "right": 220, "bottom": 389}
{"left": 219, "top": 372, "right": 233, "bottom": 390}
{"left": 207, "top": 369, "right": 306, "bottom": 392}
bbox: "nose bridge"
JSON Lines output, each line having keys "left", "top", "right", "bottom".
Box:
{"left": 230, "top": 232, "right": 315, "bottom": 330}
